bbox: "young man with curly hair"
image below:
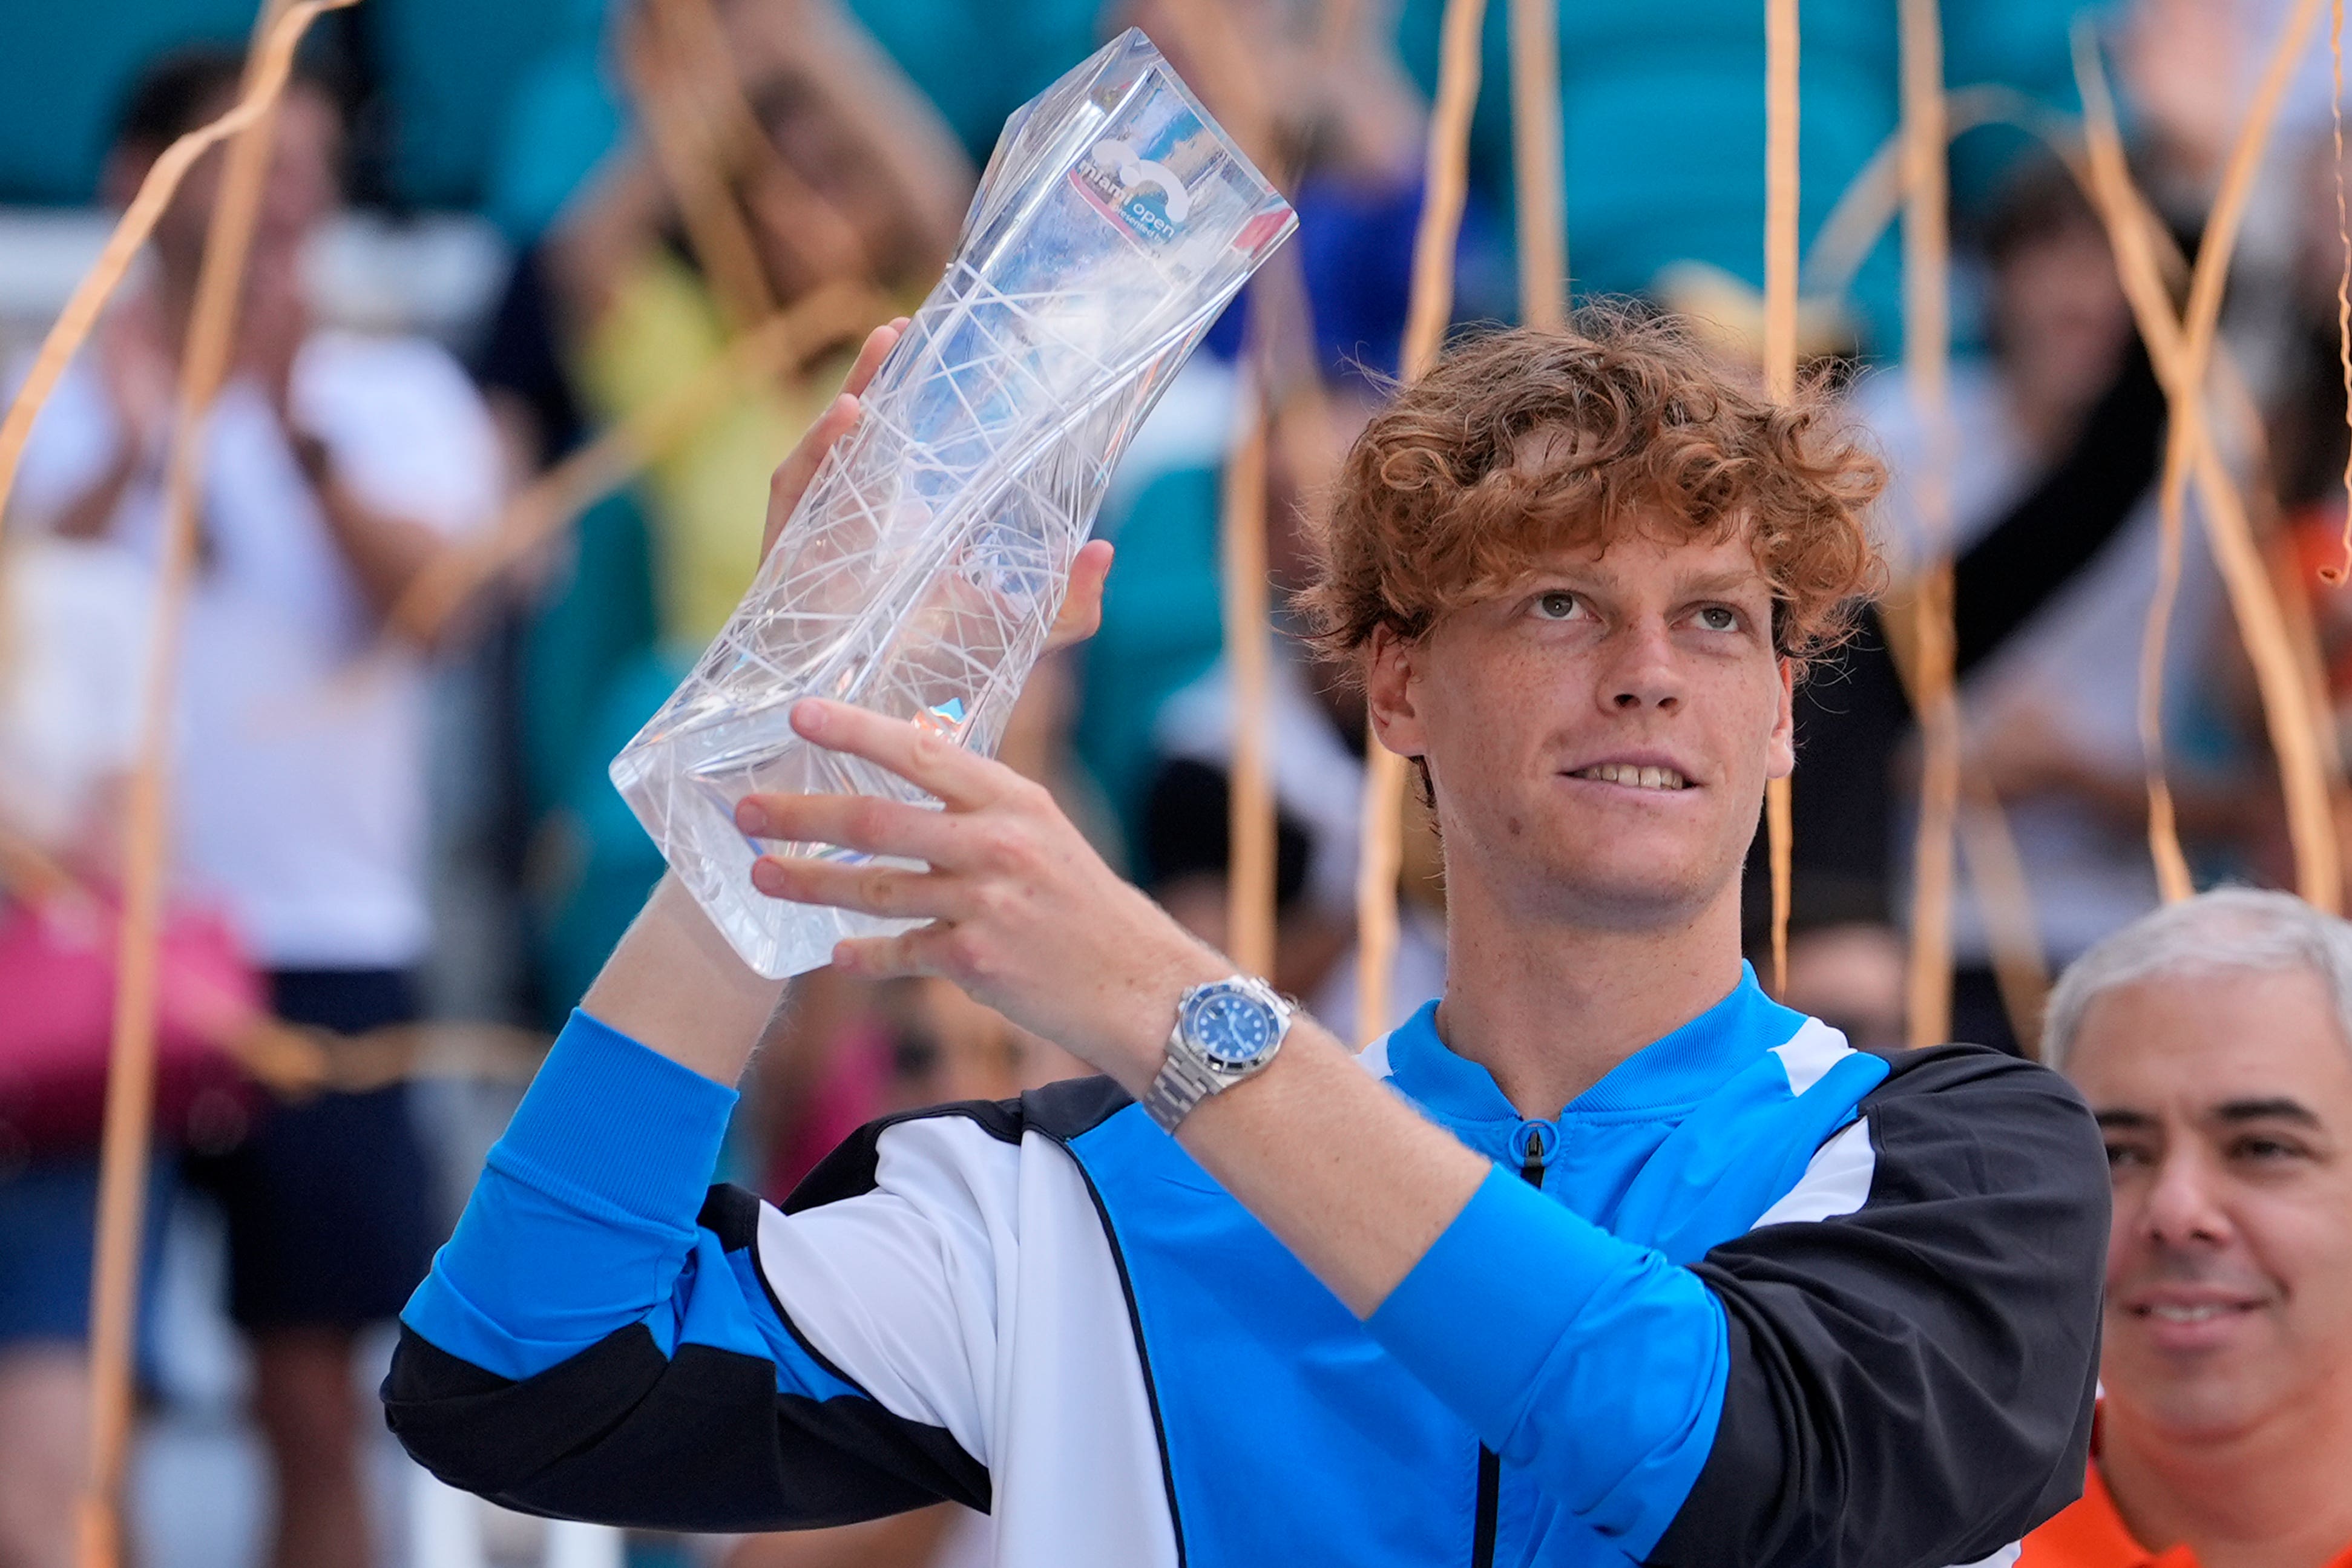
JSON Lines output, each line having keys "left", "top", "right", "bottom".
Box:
{"left": 386, "top": 315, "right": 2109, "bottom": 1567}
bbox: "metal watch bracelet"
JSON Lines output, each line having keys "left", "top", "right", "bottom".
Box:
{"left": 1141, "top": 1048, "right": 1227, "bottom": 1134}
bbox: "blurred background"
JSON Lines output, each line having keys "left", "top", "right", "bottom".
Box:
{"left": 3, "top": 0, "right": 2350, "bottom": 1564}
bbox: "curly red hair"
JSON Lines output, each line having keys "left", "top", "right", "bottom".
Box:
{"left": 1298, "top": 308, "right": 1887, "bottom": 677}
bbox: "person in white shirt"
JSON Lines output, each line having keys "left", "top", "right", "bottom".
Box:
{"left": 8, "top": 50, "right": 500, "bottom": 1568}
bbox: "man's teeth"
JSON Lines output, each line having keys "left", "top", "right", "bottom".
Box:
{"left": 2144, "top": 1304, "right": 2234, "bottom": 1322}
{"left": 1577, "top": 763, "right": 1688, "bottom": 790}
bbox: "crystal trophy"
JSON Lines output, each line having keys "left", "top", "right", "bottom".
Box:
{"left": 609, "top": 27, "right": 1296, "bottom": 978}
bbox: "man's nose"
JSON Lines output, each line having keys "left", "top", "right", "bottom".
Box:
{"left": 2140, "top": 1149, "right": 2234, "bottom": 1249}
{"left": 1601, "top": 620, "right": 1683, "bottom": 713}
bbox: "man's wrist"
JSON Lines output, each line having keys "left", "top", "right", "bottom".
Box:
{"left": 1099, "top": 940, "right": 1234, "bottom": 1098}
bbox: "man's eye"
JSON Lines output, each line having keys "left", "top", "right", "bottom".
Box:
{"left": 1534, "top": 591, "right": 1581, "bottom": 620}
{"left": 1697, "top": 605, "right": 1741, "bottom": 632}
{"left": 2232, "top": 1136, "right": 2307, "bottom": 1163}
{"left": 2105, "top": 1143, "right": 2152, "bottom": 1171}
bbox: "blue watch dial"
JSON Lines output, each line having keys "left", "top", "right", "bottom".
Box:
{"left": 1182, "top": 985, "right": 1283, "bottom": 1069}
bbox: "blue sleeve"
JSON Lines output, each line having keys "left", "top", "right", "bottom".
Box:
{"left": 1364, "top": 1167, "right": 1729, "bottom": 1559}
{"left": 385, "top": 1011, "right": 987, "bottom": 1530}
{"left": 402, "top": 1012, "right": 772, "bottom": 1370}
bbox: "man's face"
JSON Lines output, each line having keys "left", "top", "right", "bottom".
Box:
{"left": 2068, "top": 966, "right": 2352, "bottom": 1442}
{"left": 1366, "top": 526, "right": 1793, "bottom": 927}
{"left": 140, "top": 84, "right": 340, "bottom": 275}
{"left": 1992, "top": 217, "right": 2130, "bottom": 423}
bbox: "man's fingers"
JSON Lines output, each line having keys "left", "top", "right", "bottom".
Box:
{"left": 1045, "top": 539, "right": 1114, "bottom": 652}
{"left": 749, "top": 853, "right": 965, "bottom": 923}
{"left": 830, "top": 924, "right": 960, "bottom": 980}
{"left": 789, "top": 699, "right": 1014, "bottom": 811}
{"left": 734, "top": 790, "right": 962, "bottom": 865}
{"left": 759, "top": 319, "right": 907, "bottom": 558}
{"left": 843, "top": 317, "right": 908, "bottom": 401}
{"left": 762, "top": 393, "right": 859, "bottom": 556}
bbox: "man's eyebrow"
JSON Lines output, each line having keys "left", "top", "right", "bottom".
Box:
{"left": 2092, "top": 1109, "right": 2157, "bottom": 1131}
{"left": 2210, "top": 1097, "right": 2322, "bottom": 1127}
{"left": 1677, "top": 568, "right": 1772, "bottom": 599}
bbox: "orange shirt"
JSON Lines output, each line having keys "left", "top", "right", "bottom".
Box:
{"left": 2020, "top": 1458, "right": 2352, "bottom": 1568}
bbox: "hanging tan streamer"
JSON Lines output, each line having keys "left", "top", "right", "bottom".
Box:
{"left": 1761, "top": 0, "right": 1799, "bottom": 996}
{"left": 0, "top": 0, "right": 355, "bottom": 525}
{"left": 2152, "top": 0, "right": 2317, "bottom": 901}
{"left": 1877, "top": 588, "right": 2051, "bottom": 1048}
{"left": 1509, "top": 0, "right": 1567, "bottom": 329}
{"left": 622, "top": 2, "right": 776, "bottom": 331}
{"left": 384, "top": 281, "right": 882, "bottom": 647}
{"left": 1812, "top": 52, "right": 2339, "bottom": 922}
{"left": 1158, "top": 1, "right": 1335, "bottom": 989}
{"left": 76, "top": 4, "right": 350, "bottom": 1561}
{"left": 1802, "top": 86, "right": 2075, "bottom": 310}
{"left": 1898, "top": 0, "right": 1962, "bottom": 1048}
{"left": 1356, "top": 0, "right": 1483, "bottom": 1045}
{"left": 1221, "top": 369, "right": 1276, "bottom": 977}
{"left": 2072, "top": 15, "right": 2342, "bottom": 910}
{"left": 2333, "top": 0, "right": 2352, "bottom": 582}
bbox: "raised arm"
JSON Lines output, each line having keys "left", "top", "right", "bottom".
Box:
{"left": 385, "top": 323, "right": 1112, "bottom": 1527}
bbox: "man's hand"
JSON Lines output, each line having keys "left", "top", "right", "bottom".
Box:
{"left": 734, "top": 698, "right": 1226, "bottom": 1089}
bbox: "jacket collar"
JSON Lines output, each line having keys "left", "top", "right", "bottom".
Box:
{"left": 1380, "top": 963, "right": 1810, "bottom": 1128}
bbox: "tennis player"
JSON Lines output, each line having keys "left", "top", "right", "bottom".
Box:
{"left": 387, "top": 312, "right": 2107, "bottom": 1567}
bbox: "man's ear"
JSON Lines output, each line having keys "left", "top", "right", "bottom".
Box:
{"left": 1767, "top": 657, "right": 1796, "bottom": 781}
{"left": 1364, "top": 625, "right": 1428, "bottom": 763}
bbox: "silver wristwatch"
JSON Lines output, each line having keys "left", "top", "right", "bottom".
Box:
{"left": 1141, "top": 976, "right": 1295, "bottom": 1133}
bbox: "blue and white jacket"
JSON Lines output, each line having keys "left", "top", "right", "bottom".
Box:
{"left": 384, "top": 968, "right": 2107, "bottom": 1567}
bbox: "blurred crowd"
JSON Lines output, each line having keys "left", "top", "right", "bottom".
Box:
{"left": 5, "top": 1, "right": 2352, "bottom": 1566}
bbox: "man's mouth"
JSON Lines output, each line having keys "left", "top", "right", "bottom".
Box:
{"left": 1571, "top": 763, "right": 1690, "bottom": 792}
{"left": 2130, "top": 1301, "right": 2260, "bottom": 1323}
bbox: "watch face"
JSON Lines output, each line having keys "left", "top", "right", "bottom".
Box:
{"left": 1182, "top": 984, "right": 1284, "bottom": 1070}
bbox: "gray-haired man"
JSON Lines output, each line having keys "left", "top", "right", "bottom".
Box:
{"left": 2022, "top": 888, "right": 2352, "bottom": 1568}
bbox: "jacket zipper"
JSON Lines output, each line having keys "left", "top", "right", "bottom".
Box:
{"left": 1473, "top": 1125, "right": 1554, "bottom": 1567}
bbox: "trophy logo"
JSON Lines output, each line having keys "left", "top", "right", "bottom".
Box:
{"left": 1073, "top": 132, "right": 1195, "bottom": 246}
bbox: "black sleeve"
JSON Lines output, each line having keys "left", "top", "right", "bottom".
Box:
{"left": 380, "top": 1184, "right": 989, "bottom": 1532}
{"left": 1648, "top": 1046, "right": 2109, "bottom": 1568}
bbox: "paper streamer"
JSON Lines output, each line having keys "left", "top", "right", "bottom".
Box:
{"left": 0, "top": 0, "right": 356, "bottom": 525}
{"left": 74, "top": 4, "right": 356, "bottom": 1563}
{"left": 1509, "top": 0, "right": 1566, "bottom": 330}
{"left": 2149, "top": 0, "right": 2321, "bottom": 902}
{"left": 2072, "top": 10, "right": 2340, "bottom": 911}
{"left": 1762, "top": 0, "right": 1799, "bottom": 996}
{"left": 384, "top": 280, "right": 883, "bottom": 647}
{"left": 1220, "top": 362, "right": 1276, "bottom": 979}
{"left": 1899, "top": 0, "right": 1962, "bottom": 1048}
{"left": 1356, "top": 0, "right": 1483, "bottom": 1044}
{"left": 2333, "top": 0, "right": 2352, "bottom": 583}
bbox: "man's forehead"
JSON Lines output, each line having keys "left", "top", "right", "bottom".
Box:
{"left": 1508, "top": 533, "right": 1772, "bottom": 596}
{"left": 2072, "top": 969, "right": 2352, "bottom": 1116}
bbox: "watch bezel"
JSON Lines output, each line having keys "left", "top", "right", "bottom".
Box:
{"left": 1178, "top": 978, "right": 1289, "bottom": 1071}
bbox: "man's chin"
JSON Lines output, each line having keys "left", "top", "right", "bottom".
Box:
{"left": 1516, "top": 852, "right": 1728, "bottom": 929}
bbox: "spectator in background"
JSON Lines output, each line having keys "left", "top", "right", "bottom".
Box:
{"left": 1794, "top": 157, "right": 2266, "bottom": 1053}
{"left": 544, "top": 0, "right": 971, "bottom": 649}
{"left": 2026, "top": 888, "right": 2352, "bottom": 1568}
{"left": 0, "top": 536, "right": 158, "bottom": 1568}
{"left": 7, "top": 50, "right": 501, "bottom": 1568}
{"left": 509, "top": 0, "right": 976, "bottom": 1017}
